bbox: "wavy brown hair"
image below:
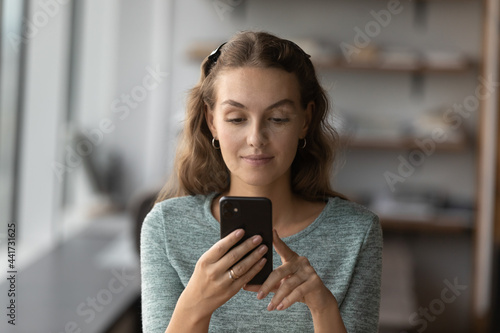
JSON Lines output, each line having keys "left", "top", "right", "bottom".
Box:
{"left": 156, "top": 31, "right": 345, "bottom": 203}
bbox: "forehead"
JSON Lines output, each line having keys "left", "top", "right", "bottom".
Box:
{"left": 214, "top": 67, "right": 301, "bottom": 107}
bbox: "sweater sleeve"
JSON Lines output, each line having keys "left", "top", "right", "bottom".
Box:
{"left": 339, "top": 215, "right": 383, "bottom": 333}
{"left": 140, "top": 203, "right": 184, "bottom": 333}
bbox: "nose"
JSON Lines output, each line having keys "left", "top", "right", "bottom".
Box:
{"left": 246, "top": 120, "right": 268, "bottom": 148}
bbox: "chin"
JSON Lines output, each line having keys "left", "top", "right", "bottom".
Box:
{"left": 235, "top": 173, "right": 285, "bottom": 188}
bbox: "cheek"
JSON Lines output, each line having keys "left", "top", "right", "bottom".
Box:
{"left": 274, "top": 124, "right": 302, "bottom": 143}
{"left": 217, "top": 126, "right": 240, "bottom": 145}
{"left": 217, "top": 128, "right": 239, "bottom": 155}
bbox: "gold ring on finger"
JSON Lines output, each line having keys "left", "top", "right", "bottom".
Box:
{"left": 229, "top": 268, "right": 240, "bottom": 280}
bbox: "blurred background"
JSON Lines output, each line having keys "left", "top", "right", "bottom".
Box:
{"left": 1, "top": 0, "right": 500, "bottom": 332}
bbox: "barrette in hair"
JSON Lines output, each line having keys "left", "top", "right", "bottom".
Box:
{"left": 204, "top": 42, "right": 226, "bottom": 77}
{"left": 290, "top": 40, "right": 311, "bottom": 59}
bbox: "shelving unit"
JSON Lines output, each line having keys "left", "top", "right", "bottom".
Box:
{"left": 314, "top": 55, "right": 479, "bottom": 237}
{"left": 380, "top": 215, "right": 473, "bottom": 233}
{"left": 316, "top": 58, "right": 478, "bottom": 73}
{"left": 186, "top": 41, "right": 478, "bottom": 236}
{"left": 178, "top": 0, "right": 494, "bottom": 330}
{"left": 187, "top": 44, "right": 479, "bottom": 74}
{"left": 341, "top": 136, "right": 469, "bottom": 151}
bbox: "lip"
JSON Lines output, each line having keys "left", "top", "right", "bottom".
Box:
{"left": 241, "top": 154, "right": 274, "bottom": 166}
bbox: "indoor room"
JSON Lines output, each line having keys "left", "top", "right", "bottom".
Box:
{"left": 1, "top": 0, "right": 499, "bottom": 332}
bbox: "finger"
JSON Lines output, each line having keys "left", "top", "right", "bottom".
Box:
{"left": 267, "top": 273, "right": 305, "bottom": 311}
{"left": 256, "top": 263, "right": 298, "bottom": 299}
{"left": 273, "top": 229, "right": 297, "bottom": 262}
{"left": 274, "top": 280, "right": 314, "bottom": 311}
{"left": 238, "top": 257, "right": 267, "bottom": 287}
{"left": 229, "top": 243, "right": 268, "bottom": 279}
{"left": 218, "top": 234, "right": 264, "bottom": 270}
{"left": 203, "top": 229, "right": 245, "bottom": 263}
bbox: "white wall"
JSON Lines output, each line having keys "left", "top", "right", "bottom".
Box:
{"left": 0, "top": 0, "right": 24, "bottom": 244}
{"left": 61, "top": 0, "right": 174, "bottom": 236}
{"left": 62, "top": 0, "right": 122, "bottom": 237}
{"left": 17, "top": 0, "right": 72, "bottom": 267}
{"left": 109, "top": 0, "right": 172, "bottom": 201}
{"left": 67, "top": 0, "right": 175, "bottom": 211}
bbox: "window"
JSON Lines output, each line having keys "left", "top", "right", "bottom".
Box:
{"left": 0, "top": 0, "right": 26, "bottom": 242}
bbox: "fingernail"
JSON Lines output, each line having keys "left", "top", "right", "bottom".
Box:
{"left": 257, "top": 291, "right": 265, "bottom": 299}
{"left": 252, "top": 235, "right": 262, "bottom": 244}
{"left": 277, "top": 302, "right": 284, "bottom": 311}
{"left": 235, "top": 229, "right": 244, "bottom": 237}
{"left": 259, "top": 245, "right": 267, "bottom": 253}
{"left": 267, "top": 302, "right": 274, "bottom": 311}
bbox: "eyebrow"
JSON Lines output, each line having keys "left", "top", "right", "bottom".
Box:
{"left": 220, "top": 99, "right": 296, "bottom": 111}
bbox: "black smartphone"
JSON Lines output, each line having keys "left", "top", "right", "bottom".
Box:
{"left": 220, "top": 196, "right": 273, "bottom": 285}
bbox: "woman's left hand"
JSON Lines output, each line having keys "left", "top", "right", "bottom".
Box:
{"left": 244, "top": 229, "right": 337, "bottom": 313}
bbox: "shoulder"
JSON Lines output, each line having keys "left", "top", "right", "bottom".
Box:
{"left": 325, "top": 197, "right": 378, "bottom": 225}
{"left": 154, "top": 194, "right": 209, "bottom": 214}
{"left": 142, "top": 194, "right": 212, "bottom": 229}
{"left": 320, "top": 197, "right": 381, "bottom": 241}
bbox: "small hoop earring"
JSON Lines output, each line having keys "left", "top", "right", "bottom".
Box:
{"left": 300, "top": 138, "right": 307, "bottom": 149}
{"left": 212, "top": 137, "right": 220, "bottom": 149}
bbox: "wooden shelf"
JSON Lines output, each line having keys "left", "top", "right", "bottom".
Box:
{"left": 380, "top": 214, "right": 473, "bottom": 233}
{"left": 186, "top": 43, "right": 478, "bottom": 75}
{"left": 315, "top": 58, "right": 478, "bottom": 74}
{"left": 340, "top": 136, "right": 469, "bottom": 151}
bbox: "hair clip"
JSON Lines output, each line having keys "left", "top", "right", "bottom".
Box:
{"left": 290, "top": 41, "right": 311, "bottom": 59}
{"left": 205, "top": 42, "right": 226, "bottom": 77}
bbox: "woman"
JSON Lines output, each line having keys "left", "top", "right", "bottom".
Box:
{"left": 141, "top": 31, "right": 382, "bottom": 333}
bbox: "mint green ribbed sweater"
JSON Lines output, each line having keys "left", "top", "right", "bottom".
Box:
{"left": 140, "top": 193, "right": 382, "bottom": 332}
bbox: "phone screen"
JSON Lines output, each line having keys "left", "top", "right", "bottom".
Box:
{"left": 220, "top": 196, "right": 273, "bottom": 285}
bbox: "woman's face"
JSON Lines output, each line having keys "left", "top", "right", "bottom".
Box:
{"left": 206, "top": 66, "right": 312, "bottom": 190}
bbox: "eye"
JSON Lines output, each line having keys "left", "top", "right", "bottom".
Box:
{"left": 226, "top": 118, "right": 245, "bottom": 124}
{"left": 270, "top": 118, "right": 290, "bottom": 124}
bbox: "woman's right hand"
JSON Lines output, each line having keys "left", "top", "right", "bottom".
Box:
{"left": 175, "top": 229, "right": 268, "bottom": 322}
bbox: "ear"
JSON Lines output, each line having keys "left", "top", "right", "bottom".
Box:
{"left": 300, "top": 101, "right": 314, "bottom": 138}
{"left": 204, "top": 104, "right": 217, "bottom": 138}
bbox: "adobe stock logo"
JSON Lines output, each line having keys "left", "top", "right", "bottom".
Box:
{"left": 8, "top": 0, "right": 70, "bottom": 53}
{"left": 340, "top": 0, "right": 404, "bottom": 63}
{"left": 384, "top": 75, "right": 499, "bottom": 192}
{"left": 212, "top": 0, "right": 244, "bottom": 21}
{"left": 52, "top": 65, "right": 168, "bottom": 181}
{"left": 404, "top": 277, "right": 467, "bottom": 333}
{"left": 54, "top": 267, "right": 136, "bottom": 333}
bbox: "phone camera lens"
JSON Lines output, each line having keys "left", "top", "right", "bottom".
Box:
{"left": 222, "top": 202, "right": 234, "bottom": 219}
